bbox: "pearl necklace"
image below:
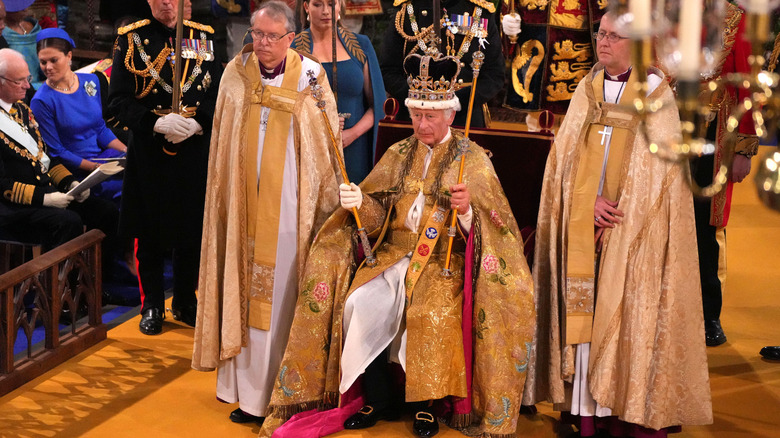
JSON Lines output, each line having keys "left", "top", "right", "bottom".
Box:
{"left": 48, "top": 73, "right": 76, "bottom": 92}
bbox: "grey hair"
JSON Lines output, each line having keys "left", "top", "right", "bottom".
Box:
{"left": 250, "top": 0, "right": 296, "bottom": 33}
{"left": 0, "top": 48, "right": 25, "bottom": 81}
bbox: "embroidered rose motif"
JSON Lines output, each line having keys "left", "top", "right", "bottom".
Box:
{"left": 84, "top": 80, "right": 97, "bottom": 97}
{"left": 482, "top": 254, "right": 499, "bottom": 274}
{"left": 312, "top": 282, "right": 329, "bottom": 303}
{"left": 489, "top": 210, "right": 505, "bottom": 228}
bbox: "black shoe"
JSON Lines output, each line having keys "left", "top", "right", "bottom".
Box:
{"left": 760, "top": 346, "right": 780, "bottom": 360}
{"left": 229, "top": 408, "right": 264, "bottom": 424}
{"left": 139, "top": 308, "right": 164, "bottom": 335}
{"left": 344, "top": 405, "right": 397, "bottom": 429}
{"left": 413, "top": 410, "right": 439, "bottom": 437}
{"left": 704, "top": 319, "right": 727, "bottom": 347}
{"left": 171, "top": 303, "right": 197, "bottom": 327}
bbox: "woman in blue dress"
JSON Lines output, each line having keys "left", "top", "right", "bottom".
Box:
{"left": 293, "top": 0, "right": 385, "bottom": 184}
{"left": 30, "top": 28, "right": 128, "bottom": 204}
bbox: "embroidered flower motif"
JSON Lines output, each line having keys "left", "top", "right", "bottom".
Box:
{"left": 489, "top": 210, "right": 511, "bottom": 235}
{"left": 312, "top": 282, "right": 329, "bottom": 303}
{"left": 84, "top": 80, "right": 97, "bottom": 97}
{"left": 482, "top": 254, "right": 499, "bottom": 274}
{"left": 489, "top": 210, "right": 505, "bottom": 228}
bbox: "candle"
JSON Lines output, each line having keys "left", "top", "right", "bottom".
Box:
{"left": 678, "top": 0, "right": 702, "bottom": 80}
{"left": 630, "top": 0, "right": 652, "bottom": 35}
{"left": 748, "top": 0, "right": 770, "bottom": 13}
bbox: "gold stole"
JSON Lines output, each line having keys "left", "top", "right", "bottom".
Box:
{"left": 565, "top": 69, "right": 639, "bottom": 344}
{"left": 404, "top": 203, "right": 449, "bottom": 298}
{"left": 244, "top": 51, "right": 302, "bottom": 330}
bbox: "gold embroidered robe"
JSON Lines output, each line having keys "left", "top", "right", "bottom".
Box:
{"left": 522, "top": 65, "right": 713, "bottom": 430}
{"left": 191, "top": 45, "right": 341, "bottom": 370}
{"left": 259, "top": 130, "right": 535, "bottom": 438}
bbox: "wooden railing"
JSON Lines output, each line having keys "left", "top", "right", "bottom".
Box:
{"left": 0, "top": 230, "right": 107, "bottom": 396}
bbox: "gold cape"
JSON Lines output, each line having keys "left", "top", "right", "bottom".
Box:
{"left": 522, "top": 65, "right": 713, "bottom": 430}
{"left": 259, "top": 130, "right": 535, "bottom": 438}
{"left": 191, "top": 45, "right": 342, "bottom": 370}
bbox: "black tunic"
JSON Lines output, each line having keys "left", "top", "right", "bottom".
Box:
{"left": 108, "top": 18, "right": 222, "bottom": 245}
{"left": 379, "top": 0, "right": 504, "bottom": 128}
{"left": 0, "top": 102, "right": 75, "bottom": 210}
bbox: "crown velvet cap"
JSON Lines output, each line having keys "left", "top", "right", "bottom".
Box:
{"left": 404, "top": 54, "right": 461, "bottom": 111}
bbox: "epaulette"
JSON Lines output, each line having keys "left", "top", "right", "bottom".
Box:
{"left": 118, "top": 19, "right": 150, "bottom": 35}
{"left": 93, "top": 58, "right": 113, "bottom": 73}
{"left": 392, "top": 0, "right": 495, "bottom": 13}
{"left": 184, "top": 20, "right": 214, "bottom": 34}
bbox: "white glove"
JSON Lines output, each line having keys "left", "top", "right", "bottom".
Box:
{"left": 502, "top": 13, "right": 522, "bottom": 37}
{"left": 154, "top": 113, "right": 189, "bottom": 141}
{"left": 339, "top": 183, "right": 362, "bottom": 210}
{"left": 164, "top": 116, "right": 202, "bottom": 144}
{"left": 69, "top": 181, "right": 90, "bottom": 203}
{"left": 43, "top": 192, "right": 73, "bottom": 209}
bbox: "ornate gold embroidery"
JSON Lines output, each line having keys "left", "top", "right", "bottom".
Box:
{"left": 339, "top": 27, "right": 366, "bottom": 64}
{"left": 183, "top": 20, "right": 215, "bottom": 34}
{"left": 117, "top": 19, "right": 149, "bottom": 35}
{"left": 215, "top": 0, "right": 242, "bottom": 14}
{"left": 553, "top": 40, "right": 591, "bottom": 62}
{"left": 511, "top": 39, "right": 545, "bottom": 103}
{"left": 549, "top": 61, "right": 589, "bottom": 82}
{"left": 549, "top": 0, "right": 587, "bottom": 29}
{"left": 597, "top": 0, "right": 608, "bottom": 8}
{"left": 519, "top": 0, "right": 549, "bottom": 10}
{"left": 546, "top": 81, "right": 576, "bottom": 101}
{"left": 546, "top": 40, "right": 592, "bottom": 102}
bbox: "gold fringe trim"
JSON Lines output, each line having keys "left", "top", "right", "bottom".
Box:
{"left": 449, "top": 412, "right": 477, "bottom": 429}
{"left": 266, "top": 400, "right": 326, "bottom": 420}
{"left": 184, "top": 20, "right": 214, "bottom": 34}
{"left": 265, "top": 392, "right": 339, "bottom": 420}
{"left": 118, "top": 19, "right": 149, "bottom": 35}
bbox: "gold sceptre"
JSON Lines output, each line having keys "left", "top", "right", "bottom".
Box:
{"left": 164, "top": 0, "right": 185, "bottom": 156}
{"left": 442, "top": 50, "right": 484, "bottom": 276}
{"left": 306, "top": 70, "right": 377, "bottom": 267}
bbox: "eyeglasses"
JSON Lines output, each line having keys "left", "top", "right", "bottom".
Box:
{"left": 593, "top": 31, "right": 629, "bottom": 43}
{"left": 248, "top": 29, "right": 293, "bottom": 43}
{"left": 0, "top": 75, "right": 32, "bottom": 86}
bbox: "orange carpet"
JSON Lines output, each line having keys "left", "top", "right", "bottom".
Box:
{"left": 1, "top": 150, "right": 779, "bottom": 438}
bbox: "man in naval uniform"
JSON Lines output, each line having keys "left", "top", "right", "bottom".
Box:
{"left": 0, "top": 48, "right": 118, "bottom": 261}
{"left": 108, "top": 0, "right": 222, "bottom": 335}
{"left": 380, "top": 0, "right": 504, "bottom": 128}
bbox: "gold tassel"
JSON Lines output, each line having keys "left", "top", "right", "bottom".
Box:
{"left": 769, "top": 31, "right": 780, "bottom": 73}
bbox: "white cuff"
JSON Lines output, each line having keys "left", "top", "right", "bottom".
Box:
{"left": 457, "top": 205, "right": 473, "bottom": 234}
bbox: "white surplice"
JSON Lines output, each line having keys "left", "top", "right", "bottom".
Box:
{"left": 215, "top": 53, "right": 320, "bottom": 417}
{"left": 570, "top": 70, "right": 663, "bottom": 417}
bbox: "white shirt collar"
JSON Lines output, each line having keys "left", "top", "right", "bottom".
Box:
{"left": 0, "top": 99, "right": 14, "bottom": 113}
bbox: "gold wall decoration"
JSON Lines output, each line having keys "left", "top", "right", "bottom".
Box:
{"left": 546, "top": 81, "right": 577, "bottom": 101}
{"left": 519, "top": 0, "right": 550, "bottom": 11}
{"left": 511, "top": 39, "right": 546, "bottom": 103}
{"left": 552, "top": 40, "right": 592, "bottom": 62}
{"left": 549, "top": 61, "right": 589, "bottom": 82}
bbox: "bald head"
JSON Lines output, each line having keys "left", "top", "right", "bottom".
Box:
{"left": 0, "top": 48, "right": 31, "bottom": 103}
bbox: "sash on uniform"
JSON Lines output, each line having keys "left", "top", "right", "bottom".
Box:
{"left": 0, "top": 108, "right": 50, "bottom": 172}
{"left": 244, "top": 50, "right": 302, "bottom": 331}
{"left": 565, "top": 69, "right": 639, "bottom": 344}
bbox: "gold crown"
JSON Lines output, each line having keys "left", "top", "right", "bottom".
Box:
{"left": 404, "top": 54, "right": 461, "bottom": 106}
